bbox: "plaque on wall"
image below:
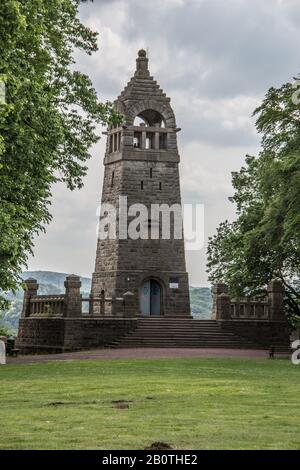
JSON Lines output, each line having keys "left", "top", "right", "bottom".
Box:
{"left": 169, "top": 277, "right": 179, "bottom": 289}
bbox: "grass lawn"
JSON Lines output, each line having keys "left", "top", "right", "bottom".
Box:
{"left": 0, "top": 357, "right": 299, "bottom": 450}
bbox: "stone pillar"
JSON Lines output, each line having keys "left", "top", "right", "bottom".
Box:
{"left": 64, "top": 275, "right": 82, "bottom": 318}
{"left": 21, "top": 278, "right": 38, "bottom": 318}
{"left": 141, "top": 130, "right": 146, "bottom": 149}
{"left": 123, "top": 291, "right": 136, "bottom": 318}
{"left": 211, "top": 283, "right": 228, "bottom": 320}
{"left": 88, "top": 293, "right": 93, "bottom": 316}
{"left": 216, "top": 293, "right": 231, "bottom": 320}
{"left": 166, "top": 132, "right": 170, "bottom": 150}
{"left": 154, "top": 131, "right": 160, "bottom": 150}
{"left": 267, "top": 279, "right": 285, "bottom": 320}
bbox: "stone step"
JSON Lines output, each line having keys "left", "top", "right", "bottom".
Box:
{"left": 105, "top": 318, "right": 286, "bottom": 350}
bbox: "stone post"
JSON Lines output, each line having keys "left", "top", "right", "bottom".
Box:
{"left": 21, "top": 278, "right": 38, "bottom": 318}
{"left": 123, "top": 291, "right": 136, "bottom": 318}
{"left": 153, "top": 123, "right": 160, "bottom": 150}
{"left": 216, "top": 292, "right": 231, "bottom": 320}
{"left": 64, "top": 275, "right": 82, "bottom": 318}
{"left": 141, "top": 130, "right": 146, "bottom": 149}
{"left": 211, "top": 283, "right": 228, "bottom": 320}
{"left": 267, "top": 279, "right": 285, "bottom": 321}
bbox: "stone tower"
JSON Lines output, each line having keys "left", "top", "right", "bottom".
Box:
{"left": 91, "top": 50, "right": 191, "bottom": 317}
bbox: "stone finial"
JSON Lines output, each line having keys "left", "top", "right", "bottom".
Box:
{"left": 64, "top": 274, "right": 81, "bottom": 289}
{"left": 24, "top": 278, "right": 39, "bottom": 291}
{"left": 267, "top": 278, "right": 284, "bottom": 293}
{"left": 135, "top": 49, "right": 150, "bottom": 78}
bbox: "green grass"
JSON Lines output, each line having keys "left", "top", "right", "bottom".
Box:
{"left": 0, "top": 357, "right": 299, "bottom": 450}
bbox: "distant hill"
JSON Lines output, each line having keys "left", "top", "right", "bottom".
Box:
{"left": 21, "top": 271, "right": 92, "bottom": 294}
{"left": 189, "top": 286, "right": 212, "bottom": 319}
{"left": 1, "top": 271, "right": 212, "bottom": 334}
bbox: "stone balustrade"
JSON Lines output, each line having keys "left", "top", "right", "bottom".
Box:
{"left": 230, "top": 298, "right": 270, "bottom": 319}
{"left": 30, "top": 295, "right": 65, "bottom": 316}
{"left": 22, "top": 276, "right": 134, "bottom": 318}
{"left": 212, "top": 279, "right": 285, "bottom": 321}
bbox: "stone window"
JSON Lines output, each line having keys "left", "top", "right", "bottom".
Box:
{"left": 150, "top": 168, "right": 153, "bottom": 178}
{"left": 111, "top": 171, "right": 114, "bottom": 187}
{"left": 141, "top": 181, "right": 144, "bottom": 190}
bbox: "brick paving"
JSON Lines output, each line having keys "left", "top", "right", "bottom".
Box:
{"left": 6, "top": 348, "right": 272, "bottom": 365}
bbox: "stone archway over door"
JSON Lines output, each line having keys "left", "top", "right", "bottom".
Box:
{"left": 140, "top": 280, "right": 161, "bottom": 316}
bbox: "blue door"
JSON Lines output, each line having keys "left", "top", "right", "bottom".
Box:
{"left": 140, "top": 280, "right": 161, "bottom": 315}
{"left": 140, "top": 280, "right": 151, "bottom": 316}
{"left": 150, "top": 280, "right": 161, "bottom": 315}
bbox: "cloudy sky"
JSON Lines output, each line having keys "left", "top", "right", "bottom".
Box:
{"left": 27, "top": 0, "right": 300, "bottom": 286}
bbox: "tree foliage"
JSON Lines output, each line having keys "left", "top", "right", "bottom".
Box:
{"left": 0, "top": 0, "right": 122, "bottom": 307}
{"left": 207, "top": 78, "right": 300, "bottom": 323}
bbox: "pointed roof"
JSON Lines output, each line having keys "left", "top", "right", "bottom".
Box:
{"left": 115, "top": 50, "right": 176, "bottom": 128}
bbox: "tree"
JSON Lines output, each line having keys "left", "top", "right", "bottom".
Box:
{"left": 0, "top": 0, "right": 122, "bottom": 307}
{"left": 207, "top": 78, "right": 300, "bottom": 324}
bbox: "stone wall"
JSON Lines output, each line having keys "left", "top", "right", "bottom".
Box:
{"left": 218, "top": 320, "right": 290, "bottom": 350}
{"left": 212, "top": 279, "right": 291, "bottom": 350}
{"left": 16, "top": 317, "right": 138, "bottom": 354}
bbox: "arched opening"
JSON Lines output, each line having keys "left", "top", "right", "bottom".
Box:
{"left": 133, "top": 109, "right": 165, "bottom": 128}
{"left": 134, "top": 115, "right": 148, "bottom": 127}
{"left": 139, "top": 279, "right": 162, "bottom": 316}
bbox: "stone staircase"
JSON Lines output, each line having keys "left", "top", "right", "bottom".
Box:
{"left": 107, "top": 317, "right": 263, "bottom": 349}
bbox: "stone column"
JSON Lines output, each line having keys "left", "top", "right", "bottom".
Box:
{"left": 141, "top": 130, "right": 146, "bottom": 149}
{"left": 267, "top": 279, "right": 285, "bottom": 321}
{"left": 21, "top": 278, "right": 38, "bottom": 318}
{"left": 211, "top": 283, "right": 228, "bottom": 320}
{"left": 166, "top": 132, "right": 170, "bottom": 150}
{"left": 154, "top": 131, "right": 160, "bottom": 150}
{"left": 216, "top": 293, "right": 231, "bottom": 320}
{"left": 64, "top": 275, "right": 82, "bottom": 318}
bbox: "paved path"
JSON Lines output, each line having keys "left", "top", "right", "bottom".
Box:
{"left": 6, "top": 348, "right": 270, "bottom": 364}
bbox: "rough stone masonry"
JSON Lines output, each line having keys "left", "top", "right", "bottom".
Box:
{"left": 91, "top": 49, "right": 191, "bottom": 318}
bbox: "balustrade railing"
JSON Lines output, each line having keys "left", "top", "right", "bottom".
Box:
{"left": 22, "top": 276, "right": 132, "bottom": 318}
{"left": 230, "top": 298, "right": 270, "bottom": 319}
{"left": 30, "top": 295, "right": 65, "bottom": 316}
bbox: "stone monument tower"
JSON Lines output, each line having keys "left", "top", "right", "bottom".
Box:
{"left": 91, "top": 50, "right": 191, "bottom": 317}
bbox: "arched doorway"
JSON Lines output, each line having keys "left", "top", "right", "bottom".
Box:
{"left": 139, "top": 279, "right": 162, "bottom": 316}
